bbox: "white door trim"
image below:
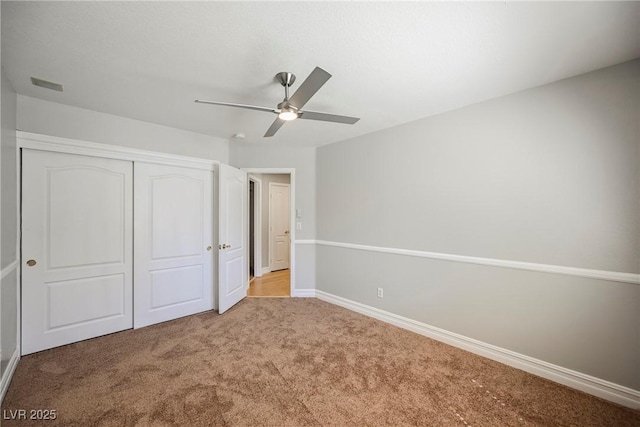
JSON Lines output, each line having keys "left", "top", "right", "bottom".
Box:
{"left": 15, "top": 144, "right": 23, "bottom": 360}
{"left": 248, "top": 175, "right": 263, "bottom": 278}
{"left": 17, "top": 131, "right": 217, "bottom": 171}
{"left": 242, "top": 168, "right": 295, "bottom": 296}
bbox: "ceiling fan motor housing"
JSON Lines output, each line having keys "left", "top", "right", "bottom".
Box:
{"left": 277, "top": 100, "right": 298, "bottom": 112}
{"left": 275, "top": 72, "right": 296, "bottom": 88}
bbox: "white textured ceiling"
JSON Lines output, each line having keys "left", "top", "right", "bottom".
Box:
{"left": 2, "top": 2, "right": 639, "bottom": 147}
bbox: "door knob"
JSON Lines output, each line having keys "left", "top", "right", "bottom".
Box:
{"left": 206, "top": 246, "right": 213, "bottom": 251}
{"left": 284, "top": 231, "right": 289, "bottom": 234}
{"left": 26, "top": 259, "right": 37, "bottom": 267}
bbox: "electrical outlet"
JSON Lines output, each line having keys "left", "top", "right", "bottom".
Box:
{"left": 377, "top": 288, "right": 383, "bottom": 298}
{"left": 296, "top": 222, "right": 302, "bottom": 230}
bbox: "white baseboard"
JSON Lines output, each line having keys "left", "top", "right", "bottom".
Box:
{"left": 315, "top": 290, "right": 640, "bottom": 409}
{"left": 261, "top": 267, "right": 271, "bottom": 275}
{"left": 0, "top": 348, "right": 20, "bottom": 404}
{"left": 291, "top": 289, "right": 316, "bottom": 298}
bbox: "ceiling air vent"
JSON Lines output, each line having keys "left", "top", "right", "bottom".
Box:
{"left": 30, "top": 77, "right": 64, "bottom": 92}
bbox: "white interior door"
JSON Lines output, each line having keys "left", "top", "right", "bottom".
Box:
{"left": 218, "top": 164, "right": 247, "bottom": 314}
{"left": 134, "top": 163, "right": 213, "bottom": 328}
{"left": 269, "top": 182, "right": 290, "bottom": 271}
{"left": 21, "top": 150, "right": 133, "bottom": 354}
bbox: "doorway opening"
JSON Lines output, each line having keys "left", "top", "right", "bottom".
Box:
{"left": 244, "top": 169, "right": 294, "bottom": 298}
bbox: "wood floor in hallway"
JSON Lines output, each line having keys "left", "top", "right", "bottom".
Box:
{"left": 248, "top": 269, "right": 290, "bottom": 297}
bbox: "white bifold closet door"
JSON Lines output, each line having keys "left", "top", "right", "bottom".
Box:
{"left": 133, "top": 163, "right": 214, "bottom": 328}
{"left": 22, "top": 150, "right": 133, "bottom": 355}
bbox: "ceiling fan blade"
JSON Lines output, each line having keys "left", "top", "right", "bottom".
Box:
{"left": 264, "top": 118, "right": 286, "bottom": 137}
{"left": 195, "top": 99, "right": 276, "bottom": 114}
{"left": 299, "top": 110, "right": 360, "bottom": 124}
{"left": 288, "top": 67, "right": 332, "bottom": 109}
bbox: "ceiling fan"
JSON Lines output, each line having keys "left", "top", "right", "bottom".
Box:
{"left": 195, "top": 67, "right": 360, "bottom": 137}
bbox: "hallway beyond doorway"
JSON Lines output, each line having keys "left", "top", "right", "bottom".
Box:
{"left": 248, "top": 270, "right": 290, "bottom": 297}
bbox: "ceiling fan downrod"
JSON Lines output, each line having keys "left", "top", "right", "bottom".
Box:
{"left": 275, "top": 72, "right": 299, "bottom": 119}
{"left": 275, "top": 72, "right": 296, "bottom": 101}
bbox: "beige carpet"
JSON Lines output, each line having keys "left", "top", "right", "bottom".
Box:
{"left": 2, "top": 298, "right": 638, "bottom": 426}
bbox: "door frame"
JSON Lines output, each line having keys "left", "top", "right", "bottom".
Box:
{"left": 242, "top": 168, "right": 295, "bottom": 296}
{"left": 248, "top": 175, "right": 263, "bottom": 278}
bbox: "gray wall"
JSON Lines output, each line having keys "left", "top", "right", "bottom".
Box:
{"left": 1, "top": 76, "right": 16, "bottom": 269}
{"left": 17, "top": 95, "right": 230, "bottom": 163}
{"left": 316, "top": 59, "right": 640, "bottom": 390}
{"left": 1, "top": 67, "right": 18, "bottom": 376}
{"left": 249, "top": 173, "right": 290, "bottom": 270}
{"left": 231, "top": 146, "right": 316, "bottom": 290}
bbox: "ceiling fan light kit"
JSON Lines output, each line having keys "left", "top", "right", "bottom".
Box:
{"left": 278, "top": 108, "right": 298, "bottom": 121}
{"left": 195, "top": 66, "right": 359, "bottom": 137}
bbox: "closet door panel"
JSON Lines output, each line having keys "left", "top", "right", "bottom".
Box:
{"left": 22, "top": 150, "right": 133, "bottom": 355}
{"left": 134, "top": 163, "right": 213, "bottom": 328}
